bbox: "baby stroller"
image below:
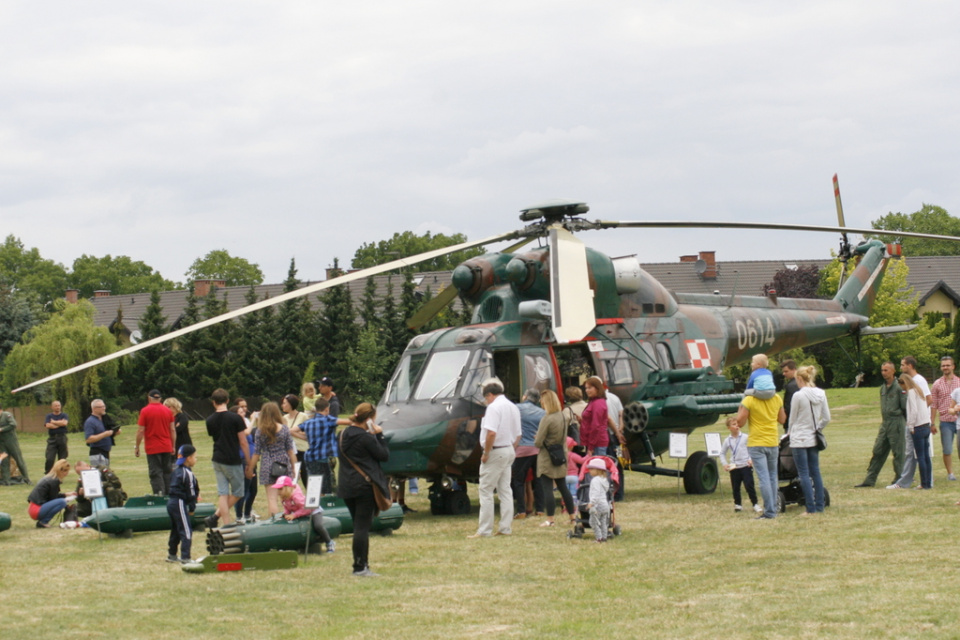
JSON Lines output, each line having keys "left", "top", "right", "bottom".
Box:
{"left": 567, "top": 455, "right": 622, "bottom": 539}
{"left": 776, "top": 434, "right": 830, "bottom": 512}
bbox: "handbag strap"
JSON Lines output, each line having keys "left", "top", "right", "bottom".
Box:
{"left": 807, "top": 396, "right": 819, "bottom": 432}
{"left": 338, "top": 429, "right": 373, "bottom": 484}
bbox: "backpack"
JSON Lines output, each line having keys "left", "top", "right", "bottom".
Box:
{"left": 563, "top": 407, "right": 581, "bottom": 445}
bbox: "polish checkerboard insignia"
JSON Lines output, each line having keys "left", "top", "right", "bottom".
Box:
{"left": 685, "top": 339, "right": 711, "bottom": 368}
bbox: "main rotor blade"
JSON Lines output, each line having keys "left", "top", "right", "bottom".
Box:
{"left": 833, "top": 174, "right": 851, "bottom": 288}
{"left": 12, "top": 229, "right": 523, "bottom": 394}
{"left": 549, "top": 224, "right": 595, "bottom": 344}
{"left": 601, "top": 220, "right": 960, "bottom": 243}
{"left": 407, "top": 285, "right": 459, "bottom": 330}
{"left": 833, "top": 174, "right": 847, "bottom": 229}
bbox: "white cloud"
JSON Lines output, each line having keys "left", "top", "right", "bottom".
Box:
{"left": 1, "top": 1, "right": 959, "bottom": 285}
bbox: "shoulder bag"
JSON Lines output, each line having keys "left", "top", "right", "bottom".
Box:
{"left": 563, "top": 406, "right": 581, "bottom": 444}
{"left": 809, "top": 397, "right": 827, "bottom": 451}
{"left": 545, "top": 443, "right": 566, "bottom": 467}
{"left": 339, "top": 430, "right": 393, "bottom": 513}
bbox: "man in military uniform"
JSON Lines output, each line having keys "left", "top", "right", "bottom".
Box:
{"left": 0, "top": 401, "right": 31, "bottom": 485}
{"left": 74, "top": 460, "right": 127, "bottom": 518}
{"left": 855, "top": 361, "right": 907, "bottom": 487}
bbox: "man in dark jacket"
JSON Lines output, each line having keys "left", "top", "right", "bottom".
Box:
{"left": 781, "top": 360, "right": 799, "bottom": 433}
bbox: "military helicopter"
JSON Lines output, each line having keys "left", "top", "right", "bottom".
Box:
{"left": 14, "top": 178, "right": 959, "bottom": 515}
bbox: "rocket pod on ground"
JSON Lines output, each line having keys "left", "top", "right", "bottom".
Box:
{"left": 82, "top": 495, "right": 217, "bottom": 536}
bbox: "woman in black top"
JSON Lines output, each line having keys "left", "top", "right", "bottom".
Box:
{"left": 338, "top": 403, "right": 389, "bottom": 577}
{"left": 28, "top": 459, "right": 75, "bottom": 527}
{"left": 165, "top": 398, "right": 192, "bottom": 450}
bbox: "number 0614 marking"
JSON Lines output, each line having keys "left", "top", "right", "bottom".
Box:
{"left": 736, "top": 317, "right": 775, "bottom": 350}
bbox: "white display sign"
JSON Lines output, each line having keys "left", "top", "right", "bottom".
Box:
{"left": 704, "top": 433, "right": 723, "bottom": 457}
{"left": 81, "top": 469, "right": 104, "bottom": 499}
{"left": 305, "top": 475, "right": 324, "bottom": 509}
{"left": 669, "top": 432, "right": 688, "bottom": 459}
{"left": 587, "top": 340, "right": 605, "bottom": 352}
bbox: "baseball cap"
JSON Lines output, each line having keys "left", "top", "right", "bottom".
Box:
{"left": 271, "top": 475, "right": 296, "bottom": 489}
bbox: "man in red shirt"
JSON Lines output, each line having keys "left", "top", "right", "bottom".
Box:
{"left": 135, "top": 389, "right": 176, "bottom": 495}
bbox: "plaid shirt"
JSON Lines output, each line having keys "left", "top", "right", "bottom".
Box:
{"left": 301, "top": 414, "right": 339, "bottom": 462}
{"left": 932, "top": 375, "right": 960, "bottom": 424}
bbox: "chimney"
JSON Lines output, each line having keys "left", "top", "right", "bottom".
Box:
{"left": 65, "top": 289, "right": 79, "bottom": 304}
{"left": 326, "top": 267, "right": 344, "bottom": 280}
{"left": 679, "top": 255, "right": 697, "bottom": 263}
{"left": 194, "top": 279, "right": 226, "bottom": 298}
{"left": 698, "top": 251, "right": 717, "bottom": 279}
{"left": 93, "top": 290, "right": 111, "bottom": 298}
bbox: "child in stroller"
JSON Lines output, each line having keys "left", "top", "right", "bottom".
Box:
{"left": 567, "top": 455, "right": 622, "bottom": 540}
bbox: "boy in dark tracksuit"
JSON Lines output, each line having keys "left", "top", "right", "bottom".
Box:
{"left": 167, "top": 445, "right": 199, "bottom": 564}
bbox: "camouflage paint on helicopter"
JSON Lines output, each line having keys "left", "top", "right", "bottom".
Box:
{"left": 378, "top": 238, "right": 891, "bottom": 510}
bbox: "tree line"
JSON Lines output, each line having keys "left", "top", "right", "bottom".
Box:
{"left": 0, "top": 232, "right": 481, "bottom": 424}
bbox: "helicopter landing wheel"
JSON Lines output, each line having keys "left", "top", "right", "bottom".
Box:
{"left": 445, "top": 490, "right": 471, "bottom": 515}
{"left": 682, "top": 451, "right": 718, "bottom": 494}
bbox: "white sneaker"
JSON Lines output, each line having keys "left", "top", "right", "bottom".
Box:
{"left": 949, "top": 474, "right": 957, "bottom": 481}
{"left": 753, "top": 504, "right": 762, "bottom": 513}
{"left": 734, "top": 505, "right": 743, "bottom": 512}
{"left": 886, "top": 484, "right": 901, "bottom": 489}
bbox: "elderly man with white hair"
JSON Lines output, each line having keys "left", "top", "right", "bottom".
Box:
{"left": 468, "top": 379, "right": 521, "bottom": 538}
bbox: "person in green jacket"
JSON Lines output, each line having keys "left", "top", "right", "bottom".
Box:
{"left": 0, "top": 402, "right": 31, "bottom": 485}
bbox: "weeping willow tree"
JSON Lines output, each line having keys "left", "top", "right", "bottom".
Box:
{"left": 3, "top": 299, "right": 119, "bottom": 423}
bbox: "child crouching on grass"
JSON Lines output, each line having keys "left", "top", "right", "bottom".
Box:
{"left": 720, "top": 416, "right": 760, "bottom": 514}
{"left": 586, "top": 458, "right": 610, "bottom": 543}
{"left": 167, "top": 445, "right": 199, "bottom": 564}
{"left": 273, "top": 475, "right": 335, "bottom": 554}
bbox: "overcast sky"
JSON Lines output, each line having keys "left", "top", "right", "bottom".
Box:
{"left": 3, "top": 2, "right": 959, "bottom": 287}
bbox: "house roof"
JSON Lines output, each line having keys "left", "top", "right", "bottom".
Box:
{"left": 89, "top": 271, "right": 457, "bottom": 334}
{"left": 639, "top": 258, "right": 831, "bottom": 297}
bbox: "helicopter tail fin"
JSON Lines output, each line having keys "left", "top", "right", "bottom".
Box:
{"left": 832, "top": 239, "right": 890, "bottom": 317}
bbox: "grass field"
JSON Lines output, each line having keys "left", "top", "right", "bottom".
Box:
{"left": 1, "top": 387, "right": 958, "bottom": 639}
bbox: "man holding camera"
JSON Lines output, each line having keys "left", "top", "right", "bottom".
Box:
{"left": 84, "top": 399, "right": 118, "bottom": 467}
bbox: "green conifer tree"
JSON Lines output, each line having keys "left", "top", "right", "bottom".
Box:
{"left": 275, "top": 259, "right": 313, "bottom": 395}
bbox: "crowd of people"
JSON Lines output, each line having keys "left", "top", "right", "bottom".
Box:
{"left": 468, "top": 376, "right": 623, "bottom": 542}
{"left": 9, "top": 352, "right": 960, "bottom": 569}
{"left": 856, "top": 355, "right": 960, "bottom": 497}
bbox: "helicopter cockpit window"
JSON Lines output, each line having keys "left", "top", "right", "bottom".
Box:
{"left": 523, "top": 351, "right": 553, "bottom": 393}
{"left": 640, "top": 342, "right": 659, "bottom": 370}
{"left": 414, "top": 350, "right": 472, "bottom": 400}
{"left": 656, "top": 342, "right": 675, "bottom": 369}
{"left": 385, "top": 352, "right": 428, "bottom": 403}
{"left": 461, "top": 349, "right": 493, "bottom": 405}
{"left": 601, "top": 353, "right": 634, "bottom": 385}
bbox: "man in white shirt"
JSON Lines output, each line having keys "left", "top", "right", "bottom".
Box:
{"left": 891, "top": 356, "right": 935, "bottom": 489}
{"left": 469, "top": 380, "right": 521, "bottom": 538}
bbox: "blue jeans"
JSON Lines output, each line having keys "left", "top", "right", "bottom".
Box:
{"left": 749, "top": 446, "right": 779, "bottom": 518}
{"left": 912, "top": 425, "right": 932, "bottom": 489}
{"left": 792, "top": 446, "right": 825, "bottom": 512}
{"left": 593, "top": 446, "right": 608, "bottom": 457}
{"left": 38, "top": 498, "right": 68, "bottom": 525}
